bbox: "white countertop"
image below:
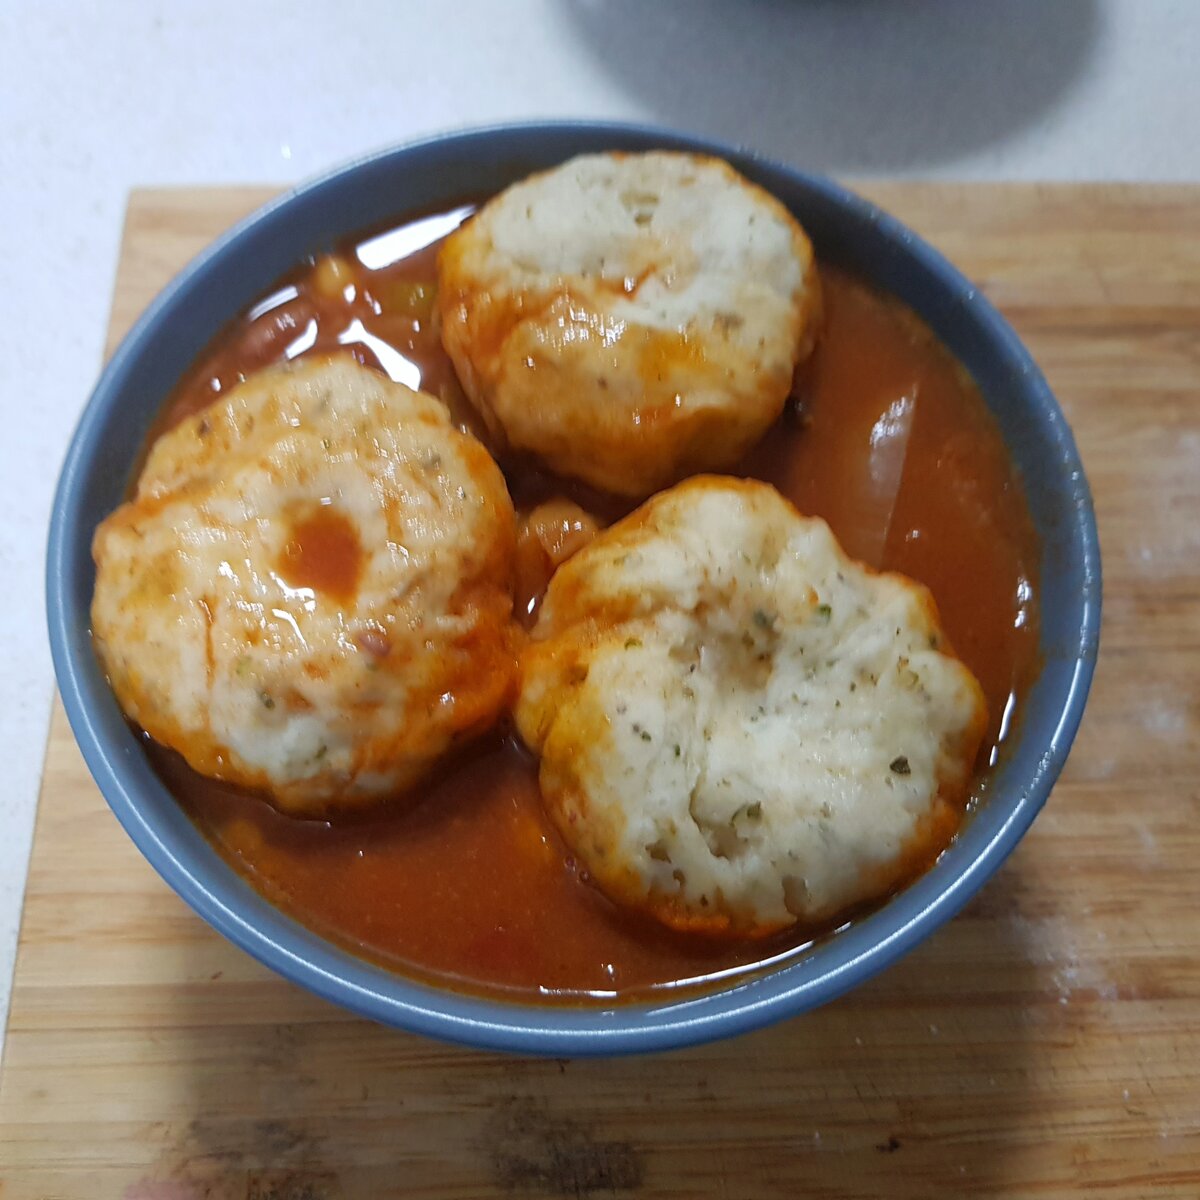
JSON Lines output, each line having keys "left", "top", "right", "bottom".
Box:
{"left": 3, "top": 0, "right": 1199, "bottom": 1057}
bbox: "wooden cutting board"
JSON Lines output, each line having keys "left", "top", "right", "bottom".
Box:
{"left": 2, "top": 184, "right": 1199, "bottom": 1199}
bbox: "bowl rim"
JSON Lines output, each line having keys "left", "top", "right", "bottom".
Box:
{"left": 46, "top": 119, "right": 1101, "bottom": 1056}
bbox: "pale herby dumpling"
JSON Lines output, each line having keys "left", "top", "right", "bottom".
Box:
{"left": 515, "top": 477, "right": 986, "bottom": 936}
{"left": 92, "top": 357, "right": 517, "bottom": 816}
{"left": 438, "top": 151, "right": 821, "bottom": 497}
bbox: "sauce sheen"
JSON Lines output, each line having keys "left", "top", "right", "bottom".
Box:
{"left": 277, "top": 506, "right": 363, "bottom": 607}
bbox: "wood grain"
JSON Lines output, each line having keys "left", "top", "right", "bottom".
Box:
{"left": 2, "top": 184, "right": 1199, "bottom": 1199}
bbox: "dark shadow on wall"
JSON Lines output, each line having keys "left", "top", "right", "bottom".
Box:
{"left": 556, "top": 0, "right": 1104, "bottom": 173}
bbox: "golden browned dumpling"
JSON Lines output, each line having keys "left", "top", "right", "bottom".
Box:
{"left": 92, "top": 357, "right": 517, "bottom": 815}
{"left": 438, "top": 152, "right": 821, "bottom": 496}
{"left": 516, "top": 477, "right": 987, "bottom": 936}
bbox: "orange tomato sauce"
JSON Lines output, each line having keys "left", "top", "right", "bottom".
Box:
{"left": 277, "top": 506, "right": 364, "bottom": 606}
{"left": 143, "top": 202, "right": 1041, "bottom": 1002}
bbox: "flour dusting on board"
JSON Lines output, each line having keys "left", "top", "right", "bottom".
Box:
{"left": 1007, "top": 913, "right": 1120, "bottom": 1007}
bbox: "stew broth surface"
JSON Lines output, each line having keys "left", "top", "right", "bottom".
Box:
{"left": 145, "top": 203, "right": 1040, "bottom": 1002}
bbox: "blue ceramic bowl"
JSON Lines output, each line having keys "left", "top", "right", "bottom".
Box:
{"left": 46, "top": 122, "right": 1100, "bottom": 1055}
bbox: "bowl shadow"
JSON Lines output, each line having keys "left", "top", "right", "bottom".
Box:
{"left": 141, "top": 861, "right": 1046, "bottom": 1198}
{"left": 555, "top": 0, "right": 1104, "bottom": 173}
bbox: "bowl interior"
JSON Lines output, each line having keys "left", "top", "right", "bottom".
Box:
{"left": 47, "top": 122, "right": 1100, "bottom": 1055}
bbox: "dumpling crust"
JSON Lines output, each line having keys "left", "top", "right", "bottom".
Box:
{"left": 92, "top": 357, "right": 517, "bottom": 815}
{"left": 515, "top": 477, "right": 987, "bottom": 936}
{"left": 438, "top": 151, "right": 821, "bottom": 496}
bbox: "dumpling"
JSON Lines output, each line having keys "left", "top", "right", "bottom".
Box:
{"left": 515, "top": 477, "right": 986, "bottom": 935}
{"left": 92, "top": 357, "right": 517, "bottom": 815}
{"left": 438, "top": 152, "right": 821, "bottom": 496}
